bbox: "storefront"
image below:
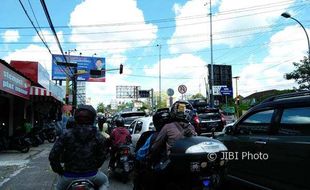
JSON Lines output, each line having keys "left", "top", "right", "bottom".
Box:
{"left": 0, "top": 59, "right": 31, "bottom": 136}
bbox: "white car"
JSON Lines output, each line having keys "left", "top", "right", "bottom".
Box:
{"left": 128, "top": 116, "right": 155, "bottom": 148}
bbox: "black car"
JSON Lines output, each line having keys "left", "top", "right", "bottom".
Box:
{"left": 188, "top": 100, "right": 226, "bottom": 135}
{"left": 217, "top": 91, "right": 310, "bottom": 190}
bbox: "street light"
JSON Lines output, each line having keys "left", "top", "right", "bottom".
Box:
{"left": 233, "top": 76, "right": 240, "bottom": 118}
{"left": 281, "top": 12, "right": 310, "bottom": 62}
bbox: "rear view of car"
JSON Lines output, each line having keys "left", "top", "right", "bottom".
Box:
{"left": 196, "top": 108, "right": 226, "bottom": 135}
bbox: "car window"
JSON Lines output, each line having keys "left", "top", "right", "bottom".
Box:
{"left": 236, "top": 109, "right": 274, "bottom": 135}
{"left": 278, "top": 107, "right": 310, "bottom": 136}
{"left": 128, "top": 121, "right": 136, "bottom": 134}
{"left": 134, "top": 121, "right": 143, "bottom": 134}
{"left": 198, "top": 112, "right": 221, "bottom": 120}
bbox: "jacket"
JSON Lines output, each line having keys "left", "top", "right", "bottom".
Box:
{"left": 110, "top": 127, "right": 131, "bottom": 147}
{"left": 150, "top": 121, "right": 196, "bottom": 157}
{"left": 49, "top": 125, "right": 107, "bottom": 175}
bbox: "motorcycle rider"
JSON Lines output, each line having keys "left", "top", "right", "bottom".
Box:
{"left": 49, "top": 105, "right": 109, "bottom": 190}
{"left": 150, "top": 100, "right": 197, "bottom": 164}
{"left": 108, "top": 117, "right": 132, "bottom": 171}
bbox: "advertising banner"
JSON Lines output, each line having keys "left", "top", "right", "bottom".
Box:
{"left": 0, "top": 63, "right": 31, "bottom": 99}
{"left": 52, "top": 54, "right": 106, "bottom": 82}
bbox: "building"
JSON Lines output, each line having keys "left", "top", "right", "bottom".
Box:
{"left": 77, "top": 81, "right": 86, "bottom": 105}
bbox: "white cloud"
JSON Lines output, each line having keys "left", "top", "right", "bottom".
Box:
{"left": 32, "top": 30, "right": 64, "bottom": 44}
{"left": 168, "top": 0, "right": 295, "bottom": 53}
{"left": 69, "top": 0, "right": 158, "bottom": 56}
{"left": 4, "top": 45, "right": 53, "bottom": 75}
{"left": 2, "top": 30, "right": 20, "bottom": 42}
{"left": 237, "top": 25, "right": 309, "bottom": 97}
{"left": 143, "top": 54, "right": 208, "bottom": 98}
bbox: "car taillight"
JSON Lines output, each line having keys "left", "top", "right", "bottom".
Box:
{"left": 121, "top": 149, "right": 129, "bottom": 155}
{"left": 221, "top": 114, "right": 226, "bottom": 125}
{"left": 194, "top": 116, "right": 200, "bottom": 124}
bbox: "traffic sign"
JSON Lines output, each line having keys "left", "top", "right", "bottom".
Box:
{"left": 138, "top": 90, "right": 150, "bottom": 98}
{"left": 220, "top": 87, "right": 233, "bottom": 96}
{"left": 178, "top": 85, "right": 187, "bottom": 94}
{"left": 167, "top": 88, "right": 174, "bottom": 96}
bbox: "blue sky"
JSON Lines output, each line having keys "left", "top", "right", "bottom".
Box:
{"left": 1, "top": 0, "right": 309, "bottom": 107}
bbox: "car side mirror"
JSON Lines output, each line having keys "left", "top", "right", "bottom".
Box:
{"left": 224, "top": 125, "right": 234, "bottom": 135}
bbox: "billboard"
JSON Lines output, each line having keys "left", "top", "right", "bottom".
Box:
{"left": 52, "top": 54, "right": 106, "bottom": 82}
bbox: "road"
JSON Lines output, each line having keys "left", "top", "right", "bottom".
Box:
{"left": 0, "top": 143, "right": 132, "bottom": 190}
{"left": 0, "top": 142, "right": 252, "bottom": 190}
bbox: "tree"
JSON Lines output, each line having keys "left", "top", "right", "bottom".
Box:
{"left": 190, "top": 93, "right": 206, "bottom": 100}
{"left": 97, "top": 103, "right": 105, "bottom": 113}
{"left": 285, "top": 57, "right": 310, "bottom": 90}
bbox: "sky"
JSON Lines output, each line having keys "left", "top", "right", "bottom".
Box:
{"left": 1, "top": 0, "right": 309, "bottom": 107}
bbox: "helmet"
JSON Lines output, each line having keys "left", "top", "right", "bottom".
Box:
{"left": 115, "top": 117, "right": 125, "bottom": 127}
{"left": 153, "top": 108, "right": 171, "bottom": 131}
{"left": 74, "top": 105, "right": 97, "bottom": 125}
{"left": 170, "top": 100, "right": 195, "bottom": 122}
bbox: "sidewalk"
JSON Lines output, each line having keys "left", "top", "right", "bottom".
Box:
{"left": 0, "top": 143, "right": 54, "bottom": 187}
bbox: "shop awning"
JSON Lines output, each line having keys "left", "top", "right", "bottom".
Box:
{"left": 30, "top": 86, "right": 63, "bottom": 102}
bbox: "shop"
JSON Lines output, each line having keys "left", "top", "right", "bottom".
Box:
{"left": 0, "top": 59, "right": 31, "bottom": 136}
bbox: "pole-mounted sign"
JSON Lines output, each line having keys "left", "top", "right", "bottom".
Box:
{"left": 178, "top": 85, "right": 187, "bottom": 94}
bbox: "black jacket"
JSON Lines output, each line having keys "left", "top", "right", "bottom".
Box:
{"left": 49, "top": 125, "right": 107, "bottom": 175}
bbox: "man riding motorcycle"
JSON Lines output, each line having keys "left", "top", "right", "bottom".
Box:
{"left": 49, "top": 105, "right": 109, "bottom": 190}
{"left": 108, "top": 117, "right": 132, "bottom": 171}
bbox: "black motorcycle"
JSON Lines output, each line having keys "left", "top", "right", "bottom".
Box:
{"left": 0, "top": 132, "right": 31, "bottom": 153}
{"left": 135, "top": 136, "right": 228, "bottom": 190}
{"left": 110, "top": 144, "right": 134, "bottom": 183}
{"left": 66, "top": 179, "right": 96, "bottom": 190}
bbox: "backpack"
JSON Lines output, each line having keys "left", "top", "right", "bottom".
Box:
{"left": 136, "top": 134, "right": 153, "bottom": 161}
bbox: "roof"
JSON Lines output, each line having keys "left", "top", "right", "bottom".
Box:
{"left": 242, "top": 89, "right": 279, "bottom": 101}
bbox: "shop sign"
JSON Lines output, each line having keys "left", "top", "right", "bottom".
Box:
{"left": 0, "top": 63, "right": 31, "bottom": 99}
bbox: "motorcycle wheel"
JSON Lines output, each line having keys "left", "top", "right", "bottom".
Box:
{"left": 19, "top": 145, "right": 30, "bottom": 153}
{"left": 47, "top": 135, "right": 56, "bottom": 143}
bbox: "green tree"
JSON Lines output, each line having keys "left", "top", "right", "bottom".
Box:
{"left": 285, "top": 57, "right": 310, "bottom": 90}
{"left": 97, "top": 103, "right": 105, "bottom": 113}
{"left": 190, "top": 93, "right": 206, "bottom": 100}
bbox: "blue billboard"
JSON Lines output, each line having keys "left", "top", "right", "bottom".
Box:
{"left": 52, "top": 54, "right": 106, "bottom": 82}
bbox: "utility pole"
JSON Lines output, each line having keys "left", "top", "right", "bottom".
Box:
{"left": 209, "top": 0, "right": 215, "bottom": 108}
{"left": 157, "top": 44, "right": 162, "bottom": 109}
{"left": 233, "top": 76, "right": 240, "bottom": 118}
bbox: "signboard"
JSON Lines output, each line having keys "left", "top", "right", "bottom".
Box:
{"left": 167, "top": 88, "right": 174, "bottom": 96}
{"left": 212, "top": 85, "right": 227, "bottom": 95}
{"left": 0, "top": 63, "right": 31, "bottom": 99}
{"left": 10, "top": 61, "right": 50, "bottom": 89}
{"left": 138, "top": 90, "right": 150, "bottom": 98}
{"left": 178, "top": 85, "right": 187, "bottom": 94}
{"left": 52, "top": 54, "right": 106, "bottom": 82}
{"left": 220, "top": 87, "right": 233, "bottom": 96}
{"left": 116, "top": 86, "right": 140, "bottom": 99}
{"left": 49, "top": 82, "right": 65, "bottom": 102}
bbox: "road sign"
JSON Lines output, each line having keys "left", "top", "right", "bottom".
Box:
{"left": 178, "top": 85, "right": 187, "bottom": 94}
{"left": 167, "top": 88, "right": 174, "bottom": 96}
{"left": 212, "top": 85, "right": 227, "bottom": 95}
{"left": 138, "top": 90, "right": 150, "bottom": 98}
{"left": 220, "top": 87, "right": 233, "bottom": 96}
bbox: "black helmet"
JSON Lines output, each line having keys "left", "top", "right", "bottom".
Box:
{"left": 115, "top": 117, "right": 125, "bottom": 127}
{"left": 153, "top": 108, "right": 171, "bottom": 131}
{"left": 170, "top": 100, "right": 194, "bottom": 122}
{"left": 74, "top": 105, "right": 97, "bottom": 125}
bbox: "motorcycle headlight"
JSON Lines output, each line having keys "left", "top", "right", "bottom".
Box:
{"left": 185, "top": 141, "right": 227, "bottom": 154}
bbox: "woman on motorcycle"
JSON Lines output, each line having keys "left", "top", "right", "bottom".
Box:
{"left": 49, "top": 105, "right": 109, "bottom": 190}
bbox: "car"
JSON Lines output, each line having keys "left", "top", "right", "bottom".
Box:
{"left": 194, "top": 106, "right": 226, "bottom": 135}
{"left": 220, "top": 110, "right": 236, "bottom": 124}
{"left": 217, "top": 91, "right": 310, "bottom": 190}
{"left": 110, "top": 111, "right": 147, "bottom": 128}
{"left": 128, "top": 116, "right": 155, "bottom": 148}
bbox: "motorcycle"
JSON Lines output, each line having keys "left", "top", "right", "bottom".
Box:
{"left": 0, "top": 131, "right": 31, "bottom": 153}
{"left": 135, "top": 136, "right": 228, "bottom": 190}
{"left": 40, "top": 123, "right": 57, "bottom": 143}
{"left": 110, "top": 144, "right": 134, "bottom": 182}
{"left": 66, "top": 179, "right": 96, "bottom": 190}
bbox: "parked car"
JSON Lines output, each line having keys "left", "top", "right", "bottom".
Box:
{"left": 217, "top": 91, "right": 310, "bottom": 190}
{"left": 220, "top": 110, "right": 236, "bottom": 124}
{"left": 128, "top": 116, "right": 155, "bottom": 148}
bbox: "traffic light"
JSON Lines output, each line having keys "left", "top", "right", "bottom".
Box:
{"left": 119, "top": 64, "right": 123, "bottom": 74}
